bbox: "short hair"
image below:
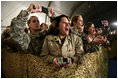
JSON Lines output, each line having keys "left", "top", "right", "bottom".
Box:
{"left": 40, "top": 23, "right": 48, "bottom": 27}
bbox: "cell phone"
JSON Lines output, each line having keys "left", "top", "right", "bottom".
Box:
{"left": 42, "top": 6, "right": 48, "bottom": 14}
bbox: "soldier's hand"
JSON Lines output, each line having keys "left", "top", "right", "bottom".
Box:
{"left": 27, "top": 3, "right": 42, "bottom": 13}
{"left": 64, "top": 58, "right": 72, "bottom": 68}
{"left": 47, "top": 7, "right": 53, "bottom": 17}
{"left": 53, "top": 58, "right": 60, "bottom": 67}
{"left": 94, "top": 36, "right": 107, "bottom": 44}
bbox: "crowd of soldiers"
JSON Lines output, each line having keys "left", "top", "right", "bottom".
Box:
{"left": 1, "top": 3, "right": 117, "bottom": 77}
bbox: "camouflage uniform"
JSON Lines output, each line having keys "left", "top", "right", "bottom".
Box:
{"left": 70, "top": 27, "right": 81, "bottom": 37}
{"left": 81, "top": 33, "right": 99, "bottom": 53}
{"left": 10, "top": 10, "right": 48, "bottom": 55}
{"left": 70, "top": 27, "right": 99, "bottom": 53}
{"left": 40, "top": 33, "right": 84, "bottom": 64}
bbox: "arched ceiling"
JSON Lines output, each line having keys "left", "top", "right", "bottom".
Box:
{"left": 1, "top": 1, "right": 117, "bottom": 31}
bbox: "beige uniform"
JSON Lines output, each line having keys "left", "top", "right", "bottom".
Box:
{"left": 40, "top": 33, "right": 84, "bottom": 64}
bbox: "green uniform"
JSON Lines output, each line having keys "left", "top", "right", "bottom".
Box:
{"left": 81, "top": 33, "right": 99, "bottom": 53}
{"left": 40, "top": 33, "right": 84, "bottom": 64}
{"left": 70, "top": 27, "right": 99, "bottom": 53}
{"left": 10, "top": 10, "right": 48, "bottom": 55}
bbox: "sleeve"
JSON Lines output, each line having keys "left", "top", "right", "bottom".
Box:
{"left": 40, "top": 36, "right": 55, "bottom": 64}
{"left": 73, "top": 37, "right": 84, "bottom": 64}
{"left": 10, "top": 10, "right": 31, "bottom": 51}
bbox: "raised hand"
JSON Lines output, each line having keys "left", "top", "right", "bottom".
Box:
{"left": 93, "top": 35, "right": 107, "bottom": 44}
{"left": 27, "top": 3, "right": 42, "bottom": 13}
{"left": 47, "top": 7, "right": 53, "bottom": 17}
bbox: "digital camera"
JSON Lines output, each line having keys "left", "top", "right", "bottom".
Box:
{"left": 57, "top": 57, "right": 69, "bottom": 67}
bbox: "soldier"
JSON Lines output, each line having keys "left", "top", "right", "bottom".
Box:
{"left": 82, "top": 22, "right": 107, "bottom": 53}
{"left": 70, "top": 14, "right": 84, "bottom": 37}
{"left": 9, "top": 3, "right": 53, "bottom": 55}
{"left": 2, "top": 3, "right": 55, "bottom": 77}
{"left": 40, "top": 15, "right": 84, "bottom": 68}
{"left": 40, "top": 23, "right": 48, "bottom": 30}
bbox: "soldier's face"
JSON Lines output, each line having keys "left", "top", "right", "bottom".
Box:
{"left": 101, "top": 20, "right": 108, "bottom": 26}
{"left": 58, "top": 17, "right": 70, "bottom": 36}
{"left": 28, "top": 16, "right": 40, "bottom": 31}
{"left": 75, "top": 16, "right": 83, "bottom": 28}
{"left": 88, "top": 24, "right": 96, "bottom": 34}
{"left": 40, "top": 23, "right": 48, "bottom": 30}
{"left": 78, "top": 26, "right": 84, "bottom": 34}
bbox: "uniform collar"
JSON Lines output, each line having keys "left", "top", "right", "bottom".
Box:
{"left": 29, "top": 30, "right": 42, "bottom": 38}
{"left": 71, "top": 27, "right": 81, "bottom": 37}
{"left": 53, "top": 35, "right": 71, "bottom": 44}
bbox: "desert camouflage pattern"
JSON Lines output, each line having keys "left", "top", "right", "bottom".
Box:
{"left": 40, "top": 33, "right": 84, "bottom": 64}
{"left": 2, "top": 10, "right": 108, "bottom": 78}
{"left": 70, "top": 27, "right": 81, "bottom": 37}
